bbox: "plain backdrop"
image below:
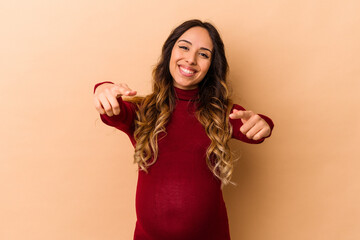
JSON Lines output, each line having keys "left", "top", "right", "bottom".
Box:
{"left": 1, "top": 0, "right": 359, "bottom": 239}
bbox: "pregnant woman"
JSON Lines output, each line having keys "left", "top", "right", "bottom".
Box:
{"left": 93, "top": 19, "right": 274, "bottom": 240}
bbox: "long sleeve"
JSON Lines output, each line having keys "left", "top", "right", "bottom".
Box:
{"left": 94, "top": 81, "right": 137, "bottom": 140}
{"left": 99, "top": 97, "right": 137, "bottom": 135}
{"left": 230, "top": 103, "right": 274, "bottom": 144}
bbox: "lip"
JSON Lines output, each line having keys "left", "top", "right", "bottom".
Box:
{"left": 178, "top": 65, "right": 197, "bottom": 77}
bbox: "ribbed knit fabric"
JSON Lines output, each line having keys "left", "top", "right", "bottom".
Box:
{"left": 94, "top": 82, "right": 274, "bottom": 240}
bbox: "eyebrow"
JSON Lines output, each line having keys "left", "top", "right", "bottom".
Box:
{"left": 178, "top": 39, "right": 213, "bottom": 54}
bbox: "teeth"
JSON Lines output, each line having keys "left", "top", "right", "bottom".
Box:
{"left": 180, "top": 66, "right": 194, "bottom": 74}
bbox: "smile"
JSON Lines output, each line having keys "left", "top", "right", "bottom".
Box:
{"left": 179, "top": 65, "right": 197, "bottom": 77}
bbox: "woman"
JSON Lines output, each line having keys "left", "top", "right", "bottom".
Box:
{"left": 93, "top": 19, "right": 274, "bottom": 240}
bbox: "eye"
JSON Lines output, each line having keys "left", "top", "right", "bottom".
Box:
{"left": 179, "top": 45, "right": 189, "bottom": 51}
{"left": 199, "top": 52, "right": 209, "bottom": 59}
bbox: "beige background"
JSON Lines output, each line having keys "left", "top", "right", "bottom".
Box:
{"left": 1, "top": 0, "right": 359, "bottom": 239}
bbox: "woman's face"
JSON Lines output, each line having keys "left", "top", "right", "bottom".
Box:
{"left": 169, "top": 27, "right": 213, "bottom": 90}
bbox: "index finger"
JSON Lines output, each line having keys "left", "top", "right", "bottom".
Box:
{"left": 229, "top": 109, "right": 253, "bottom": 120}
{"left": 113, "top": 85, "right": 137, "bottom": 98}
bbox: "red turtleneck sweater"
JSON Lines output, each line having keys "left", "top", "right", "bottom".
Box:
{"left": 94, "top": 82, "right": 274, "bottom": 240}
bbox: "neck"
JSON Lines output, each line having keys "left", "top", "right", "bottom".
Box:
{"left": 173, "top": 85, "right": 199, "bottom": 101}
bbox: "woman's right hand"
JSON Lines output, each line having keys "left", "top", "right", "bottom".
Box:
{"left": 93, "top": 83, "right": 137, "bottom": 117}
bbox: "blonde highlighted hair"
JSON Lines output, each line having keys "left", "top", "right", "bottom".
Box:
{"left": 127, "top": 19, "right": 237, "bottom": 188}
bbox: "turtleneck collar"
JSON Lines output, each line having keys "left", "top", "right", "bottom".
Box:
{"left": 173, "top": 86, "right": 199, "bottom": 101}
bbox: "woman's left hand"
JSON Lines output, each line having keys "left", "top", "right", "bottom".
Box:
{"left": 229, "top": 109, "right": 271, "bottom": 141}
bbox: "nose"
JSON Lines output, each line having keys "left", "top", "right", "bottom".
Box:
{"left": 186, "top": 51, "right": 197, "bottom": 65}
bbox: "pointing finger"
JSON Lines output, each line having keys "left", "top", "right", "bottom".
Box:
{"left": 229, "top": 109, "right": 253, "bottom": 121}
{"left": 123, "top": 90, "right": 137, "bottom": 96}
{"left": 116, "top": 85, "right": 137, "bottom": 97}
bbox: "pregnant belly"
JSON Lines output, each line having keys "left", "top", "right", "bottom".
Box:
{"left": 135, "top": 170, "right": 223, "bottom": 239}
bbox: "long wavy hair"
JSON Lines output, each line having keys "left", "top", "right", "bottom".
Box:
{"left": 127, "top": 19, "right": 236, "bottom": 187}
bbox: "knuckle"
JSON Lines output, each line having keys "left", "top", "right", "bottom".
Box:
{"left": 266, "top": 128, "right": 271, "bottom": 135}
{"left": 116, "top": 89, "right": 123, "bottom": 96}
{"left": 97, "top": 92, "right": 105, "bottom": 99}
{"left": 113, "top": 105, "right": 120, "bottom": 112}
{"left": 240, "top": 127, "right": 245, "bottom": 133}
{"left": 94, "top": 105, "right": 101, "bottom": 112}
{"left": 105, "top": 110, "right": 113, "bottom": 117}
{"left": 258, "top": 121, "right": 266, "bottom": 128}
{"left": 112, "top": 84, "right": 121, "bottom": 90}
{"left": 110, "top": 87, "right": 118, "bottom": 96}
{"left": 103, "top": 105, "right": 112, "bottom": 112}
{"left": 118, "top": 86, "right": 126, "bottom": 93}
{"left": 93, "top": 97, "right": 99, "bottom": 106}
{"left": 253, "top": 114, "right": 261, "bottom": 120}
{"left": 104, "top": 88, "right": 112, "bottom": 95}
